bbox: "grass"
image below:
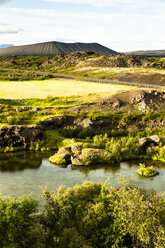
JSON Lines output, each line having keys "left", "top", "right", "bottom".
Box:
{"left": 44, "top": 130, "right": 64, "bottom": 149}
{"left": 74, "top": 66, "right": 165, "bottom": 76}
{"left": 0, "top": 78, "right": 136, "bottom": 99}
{"left": 0, "top": 79, "right": 137, "bottom": 126}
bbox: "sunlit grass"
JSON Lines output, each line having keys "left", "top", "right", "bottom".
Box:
{"left": 74, "top": 66, "right": 165, "bottom": 75}
{"left": 0, "top": 78, "right": 136, "bottom": 99}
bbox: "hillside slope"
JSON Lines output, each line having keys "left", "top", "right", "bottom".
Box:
{"left": 125, "top": 50, "right": 165, "bottom": 57}
{"left": 0, "top": 53, "right": 165, "bottom": 84}
{"left": 0, "top": 41, "right": 119, "bottom": 56}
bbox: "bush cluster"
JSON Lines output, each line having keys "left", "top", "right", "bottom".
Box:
{"left": 0, "top": 181, "right": 165, "bottom": 248}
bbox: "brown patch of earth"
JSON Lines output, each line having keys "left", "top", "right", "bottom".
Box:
{"left": 108, "top": 73, "right": 165, "bottom": 86}
{"left": 69, "top": 89, "right": 165, "bottom": 113}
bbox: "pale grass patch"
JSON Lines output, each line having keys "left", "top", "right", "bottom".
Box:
{"left": 0, "top": 79, "right": 136, "bottom": 99}
{"left": 74, "top": 66, "right": 165, "bottom": 75}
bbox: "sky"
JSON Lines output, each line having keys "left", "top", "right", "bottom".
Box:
{"left": 0, "top": 0, "right": 164, "bottom": 52}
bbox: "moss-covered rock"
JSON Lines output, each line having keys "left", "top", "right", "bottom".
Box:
{"left": 49, "top": 143, "right": 112, "bottom": 166}
{"left": 49, "top": 154, "right": 67, "bottom": 164}
{"left": 49, "top": 145, "right": 72, "bottom": 165}
{"left": 49, "top": 142, "right": 84, "bottom": 165}
{"left": 71, "top": 155, "right": 83, "bottom": 166}
{"left": 58, "top": 146, "right": 72, "bottom": 155}
{"left": 71, "top": 148, "right": 112, "bottom": 166}
{"left": 137, "top": 167, "right": 159, "bottom": 177}
{"left": 70, "top": 144, "right": 83, "bottom": 155}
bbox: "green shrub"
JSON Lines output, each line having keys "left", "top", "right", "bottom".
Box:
{"left": 6, "top": 116, "right": 16, "bottom": 125}
{"left": 0, "top": 196, "right": 45, "bottom": 248}
{"left": 93, "top": 133, "right": 108, "bottom": 148}
{"left": 42, "top": 180, "right": 165, "bottom": 248}
{"left": 0, "top": 180, "right": 164, "bottom": 247}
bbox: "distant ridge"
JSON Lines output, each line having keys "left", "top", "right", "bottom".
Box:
{"left": 0, "top": 41, "right": 119, "bottom": 56}
{"left": 125, "top": 50, "right": 165, "bottom": 57}
{"left": 0, "top": 44, "right": 14, "bottom": 49}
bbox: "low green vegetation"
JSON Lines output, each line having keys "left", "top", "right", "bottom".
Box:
{"left": 0, "top": 54, "right": 165, "bottom": 247}
{"left": 49, "top": 132, "right": 165, "bottom": 166}
{"left": 0, "top": 54, "right": 164, "bottom": 90}
{"left": 137, "top": 163, "right": 159, "bottom": 177}
{"left": 0, "top": 69, "right": 53, "bottom": 81}
{"left": 1, "top": 93, "right": 165, "bottom": 126}
{"left": 0, "top": 180, "right": 165, "bottom": 248}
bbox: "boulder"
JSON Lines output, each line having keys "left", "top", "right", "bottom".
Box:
{"left": 49, "top": 145, "right": 72, "bottom": 164}
{"left": 49, "top": 153, "right": 70, "bottom": 164}
{"left": 71, "top": 155, "right": 83, "bottom": 166}
{"left": 135, "top": 93, "right": 145, "bottom": 103}
{"left": 77, "top": 118, "right": 93, "bottom": 128}
{"left": 49, "top": 144, "right": 112, "bottom": 166}
{"left": 71, "top": 148, "right": 112, "bottom": 166}
{"left": 138, "top": 100, "right": 148, "bottom": 112}
{"left": 70, "top": 144, "right": 83, "bottom": 155}
{"left": 58, "top": 146, "right": 72, "bottom": 155}
{"left": 137, "top": 167, "right": 159, "bottom": 177}
{"left": 41, "top": 116, "right": 65, "bottom": 129}
{"left": 16, "top": 106, "right": 32, "bottom": 112}
{"left": 0, "top": 125, "right": 45, "bottom": 148}
{"left": 71, "top": 138, "right": 78, "bottom": 142}
{"left": 33, "top": 107, "right": 42, "bottom": 112}
{"left": 139, "top": 135, "right": 163, "bottom": 150}
{"left": 41, "top": 116, "right": 74, "bottom": 130}
{"left": 112, "top": 100, "right": 122, "bottom": 108}
{"left": 150, "top": 135, "right": 161, "bottom": 144}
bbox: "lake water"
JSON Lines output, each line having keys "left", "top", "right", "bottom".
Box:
{"left": 0, "top": 151, "right": 165, "bottom": 202}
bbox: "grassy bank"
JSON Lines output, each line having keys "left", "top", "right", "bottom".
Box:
{"left": 1, "top": 79, "right": 165, "bottom": 160}
{"left": 0, "top": 79, "right": 136, "bottom": 125}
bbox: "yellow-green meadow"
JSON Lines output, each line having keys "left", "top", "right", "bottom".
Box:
{"left": 0, "top": 79, "right": 136, "bottom": 99}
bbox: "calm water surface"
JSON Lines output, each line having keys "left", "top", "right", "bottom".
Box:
{"left": 0, "top": 152, "right": 165, "bottom": 201}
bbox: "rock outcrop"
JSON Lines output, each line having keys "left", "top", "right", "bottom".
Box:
{"left": 41, "top": 116, "right": 74, "bottom": 130}
{"left": 0, "top": 126, "right": 45, "bottom": 148}
{"left": 139, "top": 135, "right": 164, "bottom": 150}
{"left": 49, "top": 141, "right": 112, "bottom": 166}
{"left": 71, "top": 148, "right": 112, "bottom": 166}
{"left": 137, "top": 167, "right": 159, "bottom": 177}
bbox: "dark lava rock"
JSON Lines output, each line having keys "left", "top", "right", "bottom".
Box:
{"left": 41, "top": 116, "right": 74, "bottom": 130}
{"left": 41, "top": 117, "right": 65, "bottom": 129}
{"left": 0, "top": 126, "right": 45, "bottom": 148}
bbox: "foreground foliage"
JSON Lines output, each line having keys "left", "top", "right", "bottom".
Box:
{"left": 0, "top": 180, "right": 165, "bottom": 248}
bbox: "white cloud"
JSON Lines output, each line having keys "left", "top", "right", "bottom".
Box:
{"left": 0, "top": 7, "right": 164, "bottom": 51}
{"left": 0, "top": 23, "right": 21, "bottom": 34}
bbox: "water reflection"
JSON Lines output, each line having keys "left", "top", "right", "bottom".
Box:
{"left": 0, "top": 152, "right": 49, "bottom": 172}
{"left": 0, "top": 152, "right": 164, "bottom": 200}
{"left": 125, "top": 159, "right": 165, "bottom": 168}
{"left": 71, "top": 163, "right": 121, "bottom": 177}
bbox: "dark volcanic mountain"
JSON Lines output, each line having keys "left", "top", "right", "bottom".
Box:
{"left": 125, "top": 50, "right": 165, "bottom": 57}
{"left": 0, "top": 41, "right": 119, "bottom": 56}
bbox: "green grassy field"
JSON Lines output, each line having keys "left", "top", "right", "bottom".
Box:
{"left": 0, "top": 79, "right": 136, "bottom": 99}
{"left": 74, "top": 66, "right": 165, "bottom": 75}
